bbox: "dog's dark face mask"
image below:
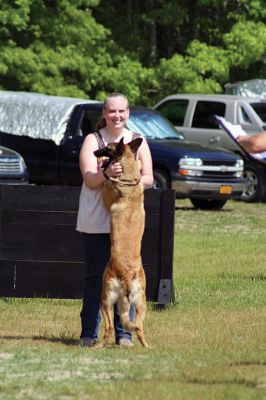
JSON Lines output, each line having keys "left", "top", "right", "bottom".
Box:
{"left": 94, "top": 138, "right": 143, "bottom": 169}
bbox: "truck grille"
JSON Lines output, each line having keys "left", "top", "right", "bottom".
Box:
{"left": 203, "top": 160, "right": 235, "bottom": 166}
{"left": 202, "top": 160, "right": 238, "bottom": 178}
{"left": 0, "top": 157, "right": 22, "bottom": 172}
{"left": 204, "top": 170, "right": 234, "bottom": 177}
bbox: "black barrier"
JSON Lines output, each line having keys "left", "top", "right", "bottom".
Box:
{"left": 0, "top": 185, "right": 175, "bottom": 306}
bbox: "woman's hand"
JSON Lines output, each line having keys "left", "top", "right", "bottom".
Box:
{"left": 104, "top": 162, "right": 123, "bottom": 178}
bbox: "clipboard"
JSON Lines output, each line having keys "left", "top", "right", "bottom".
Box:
{"left": 213, "top": 115, "right": 266, "bottom": 167}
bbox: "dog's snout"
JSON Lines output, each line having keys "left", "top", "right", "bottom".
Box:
{"left": 94, "top": 148, "right": 105, "bottom": 157}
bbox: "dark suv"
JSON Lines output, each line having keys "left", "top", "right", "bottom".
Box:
{"left": 0, "top": 145, "right": 28, "bottom": 184}
{"left": 0, "top": 91, "right": 246, "bottom": 210}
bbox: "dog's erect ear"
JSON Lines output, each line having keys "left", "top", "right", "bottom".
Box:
{"left": 128, "top": 138, "right": 143, "bottom": 154}
{"left": 115, "top": 137, "right": 125, "bottom": 160}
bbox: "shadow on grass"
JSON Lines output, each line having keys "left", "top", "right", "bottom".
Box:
{"left": 218, "top": 272, "right": 266, "bottom": 281}
{"left": 1, "top": 335, "right": 126, "bottom": 350}
{"left": 1, "top": 335, "right": 78, "bottom": 346}
{"left": 186, "top": 377, "right": 255, "bottom": 388}
{"left": 230, "top": 360, "right": 266, "bottom": 366}
{"left": 175, "top": 206, "right": 233, "bottom": 212}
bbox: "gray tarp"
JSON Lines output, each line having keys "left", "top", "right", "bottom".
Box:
{"left": 0, "top": 91, "right": 97, "bottom": 145}
{"left": 224, "top": 79, "right": 266, "bottom": 98}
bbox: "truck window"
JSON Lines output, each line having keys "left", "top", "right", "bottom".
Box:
{"left": 250, "top": 102, "right": 266, "bottom": 123}
{"left": 80, "top": 109, "right": 101, "bottom": 135}
{"left": 238, "top": 106, "right": 252, "bottom": 124}
{"left": 80, "top": 117, "right": 92, "bottom": 135}
{"left": 192, "top": 101, "right": 226, "bottom": 128}
{"left": 156, "top": 100, "right": 188, "bottom": 126}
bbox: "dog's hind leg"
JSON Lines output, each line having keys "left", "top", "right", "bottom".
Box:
{"left": 99, "top": 300, "right": 114, "bottom": 347}
{"left": 134, "top": 292, "right": 148, "bottom": 348}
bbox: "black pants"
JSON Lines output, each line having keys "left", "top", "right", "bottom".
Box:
{"left": 80, "top": 233, "right": 133, "bottom": 342}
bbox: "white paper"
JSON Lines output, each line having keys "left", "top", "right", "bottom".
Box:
{"left": 214, "top": 115, "right": 266, "bottom": 160}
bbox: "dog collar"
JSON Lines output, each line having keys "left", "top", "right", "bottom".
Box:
{"left": 109, "top": 176, "right": 141, "bottom": 186}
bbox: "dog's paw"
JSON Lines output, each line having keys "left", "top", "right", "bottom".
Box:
{"left": 93, "top": 342, "right": 105, "bottom": 349}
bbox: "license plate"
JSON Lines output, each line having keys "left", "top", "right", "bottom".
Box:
{"left": 219, "top": 185, "right": 232, "bottom": 194}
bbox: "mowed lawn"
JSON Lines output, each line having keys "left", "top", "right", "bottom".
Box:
{"left": 0, "top": 199, "right": 266, "bottom": 400}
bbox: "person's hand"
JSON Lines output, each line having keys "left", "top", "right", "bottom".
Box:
{"left": 236, "top": 134, "right": 245, "bottom": 142}
{"left": 105, "top": 162, "right": 123, "bottom": 178}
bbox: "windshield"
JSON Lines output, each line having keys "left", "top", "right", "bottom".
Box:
{"left": 127, "top": 110, "right": 184, "bottom": 140}
{"left": 250, "top": 102, "right": 266, "bottom": 123}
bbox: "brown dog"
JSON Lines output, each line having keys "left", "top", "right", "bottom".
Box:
{"left": 94, "top": 137, "right": 148, "bottom": 348}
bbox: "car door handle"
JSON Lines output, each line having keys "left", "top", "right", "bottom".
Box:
{"left": 209, "top": 136, "right": 221, "bottom": 143}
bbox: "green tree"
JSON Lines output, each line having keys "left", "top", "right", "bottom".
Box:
{"left": 224, "top": 20, "right": 266, "bottom": 80}
{"left": 92, "top": 0, "right": 266, "bottom": 104}
{"left": 0, "top": 0, "right": 113, "bottom": 97}
{"left": 0, "top": 0, "right": 266, "bottom": 106}
{"left": 149, "top": 43, "right": 229, "bottom": 105}
{"left": 94, "top": 0, "right": 266, "bottom": 66}
{"left": 0, "top": 0, "right": 156, "bottom": 104}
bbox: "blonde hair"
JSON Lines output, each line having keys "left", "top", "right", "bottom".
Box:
{"left": 96, "top": 92, "right": 129, "bottom": 130}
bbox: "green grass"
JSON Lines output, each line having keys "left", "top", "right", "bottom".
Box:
{"left": 0, "top": 199, "right": 266, "bottom": 400}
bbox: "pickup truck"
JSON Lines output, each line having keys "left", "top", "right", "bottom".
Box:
{"left": 154, "top": 94, "right": 266, "bottom": 202}
{"left": 0, "top": 91, "right": 246, "bottom": 210}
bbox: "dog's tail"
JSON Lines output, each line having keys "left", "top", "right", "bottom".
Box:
{"left": 119, "top": 312, "right": 136, "bottom": 331}
{"left": 118, "top": 286, "right": 136, "bottom": 331}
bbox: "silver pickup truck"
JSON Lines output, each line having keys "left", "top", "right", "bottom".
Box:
{"left": 154, "top": 94, "right": 266, "bottom": 202}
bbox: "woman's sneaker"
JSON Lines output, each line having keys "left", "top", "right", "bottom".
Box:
{"left": 118, "top": 338, "right": 133, "bottom": 347}
{"left": 79, "top": 337, "right": 96, "bottom": 347}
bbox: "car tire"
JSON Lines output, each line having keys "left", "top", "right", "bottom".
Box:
{"left": 241, "top": 164, "right": 266, "bottom": 203}
{"left": 190, "top": 198, "right": 227, "bottom": 210}
{"left": 152, "top": 169, "right": 170, "bottom": 189}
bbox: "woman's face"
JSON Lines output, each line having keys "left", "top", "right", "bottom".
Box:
{"left": 103, "top": 96, "right": 129, "bottom": 132}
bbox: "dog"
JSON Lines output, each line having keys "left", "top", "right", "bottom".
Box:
{"left": 94, "top": 137, "right": 148, "bottom": 348}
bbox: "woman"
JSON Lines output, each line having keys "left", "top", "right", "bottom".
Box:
{"left": 76, "top": 93, "right": 154, "bottom": 347}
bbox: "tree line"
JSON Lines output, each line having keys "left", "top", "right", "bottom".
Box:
{"left": 0, "top": 0, "right": 265, "bottom": 106}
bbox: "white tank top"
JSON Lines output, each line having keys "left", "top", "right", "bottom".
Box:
{"left": 76, "top": 130, "right": 139, "bottom": 234}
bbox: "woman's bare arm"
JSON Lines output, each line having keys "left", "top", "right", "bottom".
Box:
{"left": 137, "top": 138, "right": 154, "bottom": 188}
{"left": 79, "top": 134, "right": 123, "bottom": 188}
{"left": 237, "top": 131, "right": 266, "bottom": 153}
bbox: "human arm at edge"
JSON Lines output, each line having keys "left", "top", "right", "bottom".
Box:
{"left": 79, "top": 134, "right": 106, "bottom": 188}
{"left": 138, "top": 138, "right": 154, "bottom": 189}
{"left": 237, "top": 131, "right": 266, "bottom": 153}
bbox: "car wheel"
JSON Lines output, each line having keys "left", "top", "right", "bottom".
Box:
{"left": 190, "top": 199, "right": 227, "bottom": 210}
{"left": 241, "top": 165, "right": 266, "bottom": 203}
{"left": 152, "top": 169, "right": 170, "bottom": 189}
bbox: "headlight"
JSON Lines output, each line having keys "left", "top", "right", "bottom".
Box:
{"left": 178, "top": 157, "right": 203, "bottom": 176}
{"left": 19, "top": 156, "right": 27, "bottom": 172}
{"left": 179, "top": 169, "right": 203, "bottom": 176}
{"left": 235, "top": 159, "right": 244, "bottom": 168}
{"left": 179, "top": 157, "right": 203, "bottom": 167}
{"left": 234, "top": 159, "right": 244, "bottom": 177}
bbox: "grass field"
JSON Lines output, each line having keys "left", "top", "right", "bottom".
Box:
{"left": 0, "top": 199, "right": 266, "bottom": 400}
